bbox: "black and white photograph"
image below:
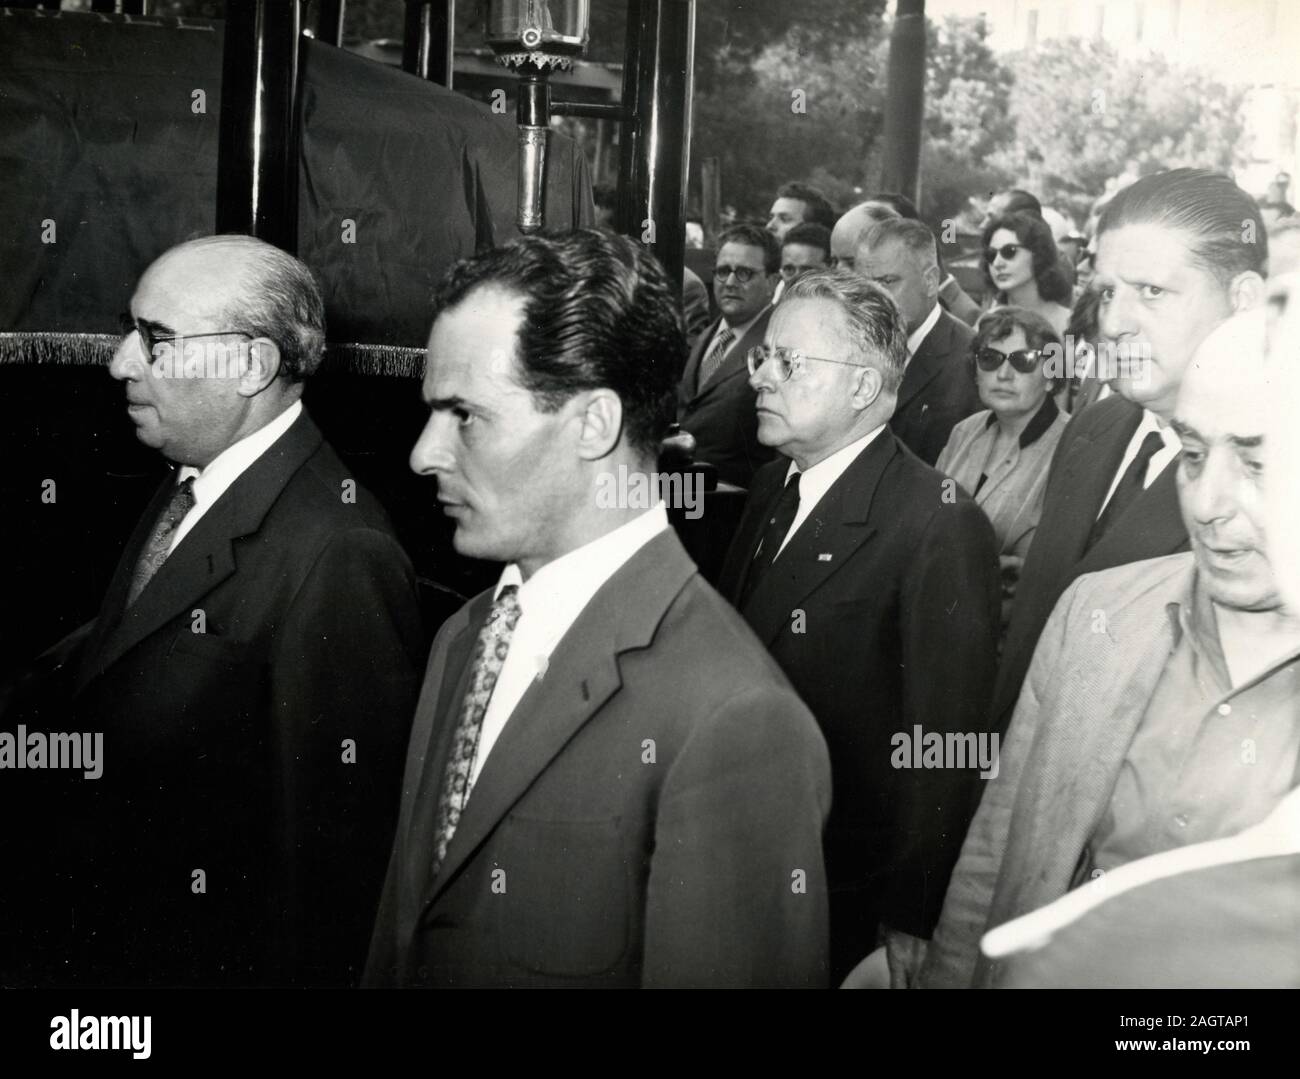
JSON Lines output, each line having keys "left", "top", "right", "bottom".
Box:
{"left": 0, "top": 0, "right": 1295, "bottom": 1058}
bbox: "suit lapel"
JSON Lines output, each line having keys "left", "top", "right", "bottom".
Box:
{"left": 1048, "top": 400, "right": 1142, "bottom": 568}
{"left": 74, "top": 411, "right": 324, "bottom": 693}
{"left": 896, "top": 313, "right": 951, "bottom": 414}
{"left": 679, "top": 316, "right": 719, "bottom": 399}
{"left": 683, "top": 307, "right": 772, "bottom": 406}
{"left": 741, "top": 432, "right": 895, "bottom": 646}
{"left": 421, "top": 530, "right": 698, "bottom": 908}
{"left": 1079, "top": 455, "right": 1187, "bottom": 571}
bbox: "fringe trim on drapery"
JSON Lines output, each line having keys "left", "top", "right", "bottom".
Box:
{"left": 0, "top": 333, "right": 425, "bottom": 378}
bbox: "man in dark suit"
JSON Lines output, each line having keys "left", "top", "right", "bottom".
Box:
{"left": 365, "top": 229, "right": 831, "bottom": 988}
{"left": 990, "top": 169, "right": 1267, "bottom": 730}
{"left": 0, "top": 236, "right": 424, "bottom": 987}
{"left": 856, "top": 218, "right": 980, "bottom": 464}
{"left": 677, "top": 223, "right": 780, "bottom": 487}
{"left": 717, "top": 269, "right": 1000, "bottom": 987}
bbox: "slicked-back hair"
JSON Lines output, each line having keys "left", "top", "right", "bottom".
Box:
{"left": 859, "top": 217, "right": 940, "bottom": 273}
{"left": 718, "top": 222, "right": 781, "bottom": 274}
{"left": 192, "top": 235, "right": 326, "bottom": 380}
{"left": 782, "top": 268, "right": 907, "bottom": 395}
{"left": 982, "top": 211, "right": 1072, "bottom": 304}
{"left": 782, "top": 222, "right": 831, "bottom": 261}
{"left": 776, "top": 182, "right": 837, "bottom": 229}
{"left": 431, "top": 229, "right": 684, "bottom": 458}
{"left": 1098, "top": 167, "right": 1268, "bottom": 285}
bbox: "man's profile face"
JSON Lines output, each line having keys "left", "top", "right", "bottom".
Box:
{"left": 714, "top": 241, "right": 774, "bottom": 326}
{"left": 780, "top": 242, "right": 827, "bottom": 285}
{"left": 108, "top": 246, "right": 250, "bottom": 467}
{"left": 856, "top": 237, "right": 935, "bottom": 334}
{"left": 1094, "top": 222, "right": 1235, "bottom": 417}
{"left": 411, "top": 286, "right": 577, "bottom": 568}
{"left": 767, "top": 197, "right": 808, "bottom": 242}
{"left": 1173, "top": 351, "right": 1278, "bottom": 612}
{"left": 751, "top": 297, "right": 866, "bottom": 468}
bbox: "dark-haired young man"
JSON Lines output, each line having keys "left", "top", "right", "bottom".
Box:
{"left": 767, "top": 181, "right": 837, "bottom": 240}
{"left": 365, "top": 229, "right": 831, "bottom": 988}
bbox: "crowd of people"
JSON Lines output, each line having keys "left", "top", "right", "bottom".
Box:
{"left": 2, "top": 163, "right": 1297, "bottom": 989}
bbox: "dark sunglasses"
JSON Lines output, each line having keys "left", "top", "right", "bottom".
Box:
{"left": 975, "top": 347, "right": 1046, "bottom": 373}
{"left": 984, "top": 243, "right": 1022, "bottom": 263}
{"left": 714, "top": 264, "right": 761, "bottom": 285}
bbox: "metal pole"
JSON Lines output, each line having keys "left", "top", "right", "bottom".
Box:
{"left": 878, "top": 0, "right": 925, "bottom": 205}
{"left": 403, "top": 0, "right": 454, "bottom": 87}
{"left": 316, "top": 0, "right": 346, "bottom": 48}
{"left": 616, "top": 0, "right": 695, "bottom": 297}
{"left": 700, "top": 156, "right": 720, "bottom": 247}
{"left": 215, "top": 0, "right": 303, "bottom": 254}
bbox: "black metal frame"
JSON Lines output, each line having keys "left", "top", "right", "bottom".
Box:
{"left": 213, "top": 0, "right": 695, "bottom": 290}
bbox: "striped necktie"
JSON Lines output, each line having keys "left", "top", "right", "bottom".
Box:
{"left": 698, "top": 326, "right": 736, "bottom": 390}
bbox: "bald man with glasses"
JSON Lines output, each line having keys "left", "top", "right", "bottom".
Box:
{"left": 718, "top": 269, "right": 1001, "bottom": 987}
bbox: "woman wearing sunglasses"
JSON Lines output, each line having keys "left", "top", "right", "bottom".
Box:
{"left": 981, "top": 211, "right": 1073, "bottom": 337}
{"left": 935, "top": 306, "right": 1069, "bottom": 637}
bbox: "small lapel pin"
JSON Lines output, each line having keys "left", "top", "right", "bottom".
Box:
{"left": 818, "top": 552, "right": 833, "bottom": 562}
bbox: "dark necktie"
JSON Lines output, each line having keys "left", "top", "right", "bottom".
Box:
{"left": 126, "top": 477, "right": 196, "bottom": 606}
{"left": 739, "top": 472, "right": 801, "bottom": 607}
{"left": 431, "top": 584, "right": 523, "bottom": 878}
{"left": 1085, "top": 430, "right": 1166, "bottom": 552}
{"left": 697, "top": 326, "right": 735, "bottom": 391}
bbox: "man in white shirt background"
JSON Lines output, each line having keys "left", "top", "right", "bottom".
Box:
{"left": 366, "top": 228, "right": 831, "bottom": 988}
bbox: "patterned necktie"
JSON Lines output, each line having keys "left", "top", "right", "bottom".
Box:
{"left": 697, "top": 326, "right": 736, "bottom": 391}
{"left": 739, "top": 472, "right": 801, "bottom": 607}
{"left": 1086, "top": 430, "right": 1166, "bottom": 552}
{"left": 431, "top": 584, "right": 523, "bottom": 878}
{"left": 126, "top": 477, "right": 196, "bottom": 606}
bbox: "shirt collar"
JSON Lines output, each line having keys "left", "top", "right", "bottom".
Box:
{"left": 177, "top": 398, "right": 303, "bottom": 494}
{"left": 720, "top": 305, "right": 769, "bottom": 341}
{"left": 984, "top": 393, "right": 1060, "bottom": 449}
{"left": 493, "top": 504, "right": 670, "bottom": 639}
{"left": 783, "top": 424, "right": 887, "bottom": 504}
{"left": 1165, "top": 568, "right": 1232, "bottom": 691}
{"left": 906, "top": 303, "right": 942, "bottom": 359}
{"left": 1136, "top": 406, "right": 1183, "bottom": 454}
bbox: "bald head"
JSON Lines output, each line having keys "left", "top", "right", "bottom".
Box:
{"left": 1173, "top": 308, "right": 1279, "bottom": 611}
{"left": 147, "top": 236, "right": 326, "bottom": 381}
{"left": 830, "top": 201, "right": 901, "bottom": 270}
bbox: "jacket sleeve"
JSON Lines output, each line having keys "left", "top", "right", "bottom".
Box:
{"left": 884, "top": 496, "right": 1000, "bottom": 937}
{"left": 918, "top": 574, "right": 1083, "bottom": 987}
{"left": 642, "top": 683, "right": 832, "bottom": 987}
{"left": 267, "top": 525, "right": 424, "bottom": 986}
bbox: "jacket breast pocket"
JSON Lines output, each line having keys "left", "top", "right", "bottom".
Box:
{"left": 495, "top": 814, "right": 632, "bottom": 978}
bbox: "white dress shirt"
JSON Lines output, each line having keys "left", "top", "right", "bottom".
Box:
{"left": 905, "top": 302, "right": 942, "bottom": 365}
{"left": 470, "top": 504, "right": 670, "bottom": 787}
{"left": 777, "top": 425, "right": 888, "bottom": 557}
{"left": 168, "top": 399, "right": 304, "bottom": 553}
{"left": 1096, "top": 408, "right": 1182, "bottom": 519}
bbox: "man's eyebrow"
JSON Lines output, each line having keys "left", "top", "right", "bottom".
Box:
{"left": 423, "top": 393, "right": 465, "bottom": 410}
{"left": 1229, "top": 434, "right": 1264, "bottom": 449}
{"left": 1170, "top": 419, "right": 1201, "bottom": 441}
{"left": 138, "top": 316, "right": 176, "bottom": 337}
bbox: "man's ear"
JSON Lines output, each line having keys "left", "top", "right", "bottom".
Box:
{"left": 849, "top": 364, "right": 884, "bottom": 412}
{"left": 1228, "top": 271, "right": 1267, "bottom": 313}
{"left": 575, "top": 388, "right": 625, "bottom": 461}
{"left": 923, "top": 262, "right": 942, "bottom": 298}
{"left": 236, "top": 337, "right": 283, "bottom": 397}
